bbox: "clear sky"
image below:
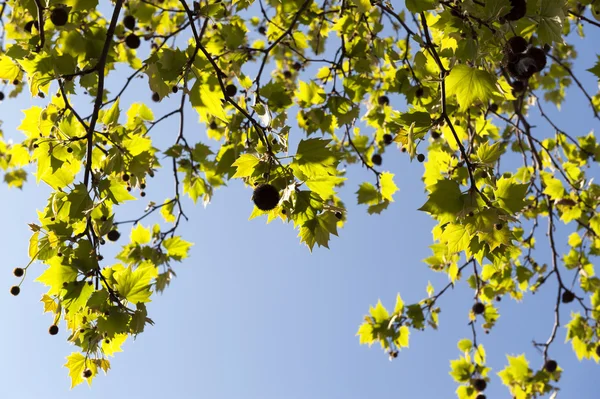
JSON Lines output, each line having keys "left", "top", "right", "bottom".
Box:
{"left": 1, "top": 4, "right": 599, "bottom": 399}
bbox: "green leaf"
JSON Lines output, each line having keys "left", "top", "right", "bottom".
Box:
{"left": 190, "top": 80, "right": 229, "bottom": 122}
{"left": 0, "top": 55, "right": 21, "bottom": 81}
{"left": 588, "top": 56, "right": 600, "bottom": 79}
{"left": 113, "top": 263, "right": 158, "bottom": 304}
{"left": 446, "top": 65, "right": 496, "bottom": 111}
{"left": 36, "top": 259, "right": 78, "bottom": 295}
{"left": 66, "top": 183, "right": 94, "bottom": 220}
{"left": 449, "top": 357, "right": 475, "bottom": 383}
{"left": 357, "top": 182, "right": 380, "bottom": 205}
{"left": 162, "top": 236, "right": 193, "bottom": 260}
{"left": 369, "top": 300, "right": 390, "bottom": 323}
{"left": 395, "top": 325, "right": 410, "bottom": 348}
{"left": 65, "top": 352, "right": 96, "bottom": 388}
{"left": 537, "top": 0, "right": 566, "bottom": 45}
{"left": 102, "top": 333, "right": 127, "bottom": 357}
{"left": 327, "top": 96, "right": 359, "bottom": 125}
{"left": 232, "top": 154, "right": 260, "bottom": 178}
{"left": 356, "top": 322, "right": 375, "bottom": 346}
{"left": 305, "top": 175, "right": 345, "bottom": 199}
{"left": 102, "top": 97, "right": 120, "bottom": 126}
{"left": 494, "top": 177, "right": 528, "bottom": 214}
{"left": 379, "top": 172, "right": 398, "bottom": 202}
{"left": 294, "top": 138, "right": 338, "bottom": 178}
{"left": 393, "top": 293, "right": 404, "bottom": 315}
{"left": 160, "top": 199, "right": 176, "bottom": 223}
{"left": 296, "top": 80, "right": 326, "bottom": 107}
{"left": 440, "top": 223, "right": 472, "bottom": 253}
{"left": 350, "top": 0, "right": 372, "bottom": 13}
{"left": 130, "top": 224, "right": 151, "bottom": 245}
{"left": 476, "top": 141, "right": 503, "bottom": 165}
{"left": 405, "top": 0, "right": 436, "bottom": 12}
{"left": 419, "top": 179, "right": 464, "bottom": 224}
{"left": 457, "top": 338, "right": 473, "bottom": 352}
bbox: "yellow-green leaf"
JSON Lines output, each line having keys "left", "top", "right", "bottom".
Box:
{"left": 446, "top": 65, "right": 496, "bottom": 111}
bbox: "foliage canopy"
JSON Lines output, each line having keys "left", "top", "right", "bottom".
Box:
{"left": 1, "top": 0, "right": 600, "bottom": 396}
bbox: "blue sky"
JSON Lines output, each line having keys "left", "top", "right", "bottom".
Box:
{"left": 1, "top": 4, "right": 600, "bottom": 399}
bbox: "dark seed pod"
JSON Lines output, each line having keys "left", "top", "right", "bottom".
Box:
{"left": 377, "top": 95, "right": 389, "bottom": 106}
{"left": 50, "top": 7, "right": 69, "bottom": 27}
{"left": 472, "top": 302, "right": 485, "bottom": 315}
{"left": 417, "top": 153, "right": 425, "bottom": 163}
{"left": 107, "top": 230, "right": 121, "bottom": 242}
{"left": 13, "top": 268, "right": 24, "bottom": 277}
{"left": 10, "top": 286, "right": 20, "bottom": 296}
{"left": 371, "top": 154, "right": 382, "bottom": 166}
{"left": 252, "top": 184, "right": 280, "bottom": 211}
{"left": 123, "top": 15, "right": 136, "bottom": 30}
{"left": 125, "top": 33, "right": 141, "bottom": 49}
{"left": 225, "top": 84, "right": 237, "bottom": 97}
{"left": 562, "top": 290, "right": 575, "bottom": 303}
{"left": 383, "top": 134, "right": 393, "bottom": 145}
{"left": 48, "top": 325, "right": 59, "bottom": 335}
{"left": 527, "top": 47, "right": 547, "bottom": 72}
{"left": 505, "top": 0, "right": 526, "bottom": 21}
{"left": 506, "top": 36, "right": 528, "bottom": 54}
{"left": 511, "top": 80, "right": 525, "bottom": 93}
{"left": 544, "top": 359, "right": 558, "bottom": 373}
{"left": 473, "top": 378, "right": 487, "bottom": 392}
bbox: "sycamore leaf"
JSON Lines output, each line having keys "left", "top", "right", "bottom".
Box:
{"left": 65, "top": 352, "right": 97, "bottom": 389}
{"left": 419, "top": 179, "right": 464, "bottom": 224}
{"left": 102, "top": 97, "right": 120, "bottom": 126}
{"left": 446, "top": 65, "right": 496, "bottom": 111}
{"left": 393, "top": 293, "right": 404, "bottom": 315}
{"left": 130, "top": 224, "right": 151, "bottom": 245}
{"left": 588, "top": 56, "right": 600, "bottom": 79}
{"left": 232, "top": 154, "right": 260, "bottom": 178}
{"left": 357, "top": 182, "right": 380, "bottom": 205}
{"left": 395, "top": 325, "right": 410, "bottom": 348}
{"left": 294, "top": 138, "right": 338, "bottom": 178}
{"left": 162, "top": 236, "right": 193, "bottom": 260}
{"left": 379, "top": 172, "right": 398, "bottom": 202}
{"left": 113, "top": 263, "right": 158, "bottom": 304}
{"left": 102, "top": 333, "right": 128, "bottom": 357}
{"left": 457, "top": 338, "right": 473, "bottom": 353}
{"left": 494, "top": 178, "right": 528, "bottom": 213}
{"left": 369, "top": 300, "right": 390, "bottom": 323}
{"left": 350, "top": 0, "right": 371, "bottom": 13}
{"left": 449, "top": 357, "right": 475, "bottom": 383}
{"left": 405, "top": 0, "right": 436, "bottom": 12}
{"left": 305, "top": 175, "right": 345, "bottom": 199}
{"left": 356, "top": 322, "right": 375, "bottom": 346}
{"left": 441, "top": 223, "right": 472, "bottom": 253}
{"left": 36, "top": 260, "right": 78, "bottom": 295}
